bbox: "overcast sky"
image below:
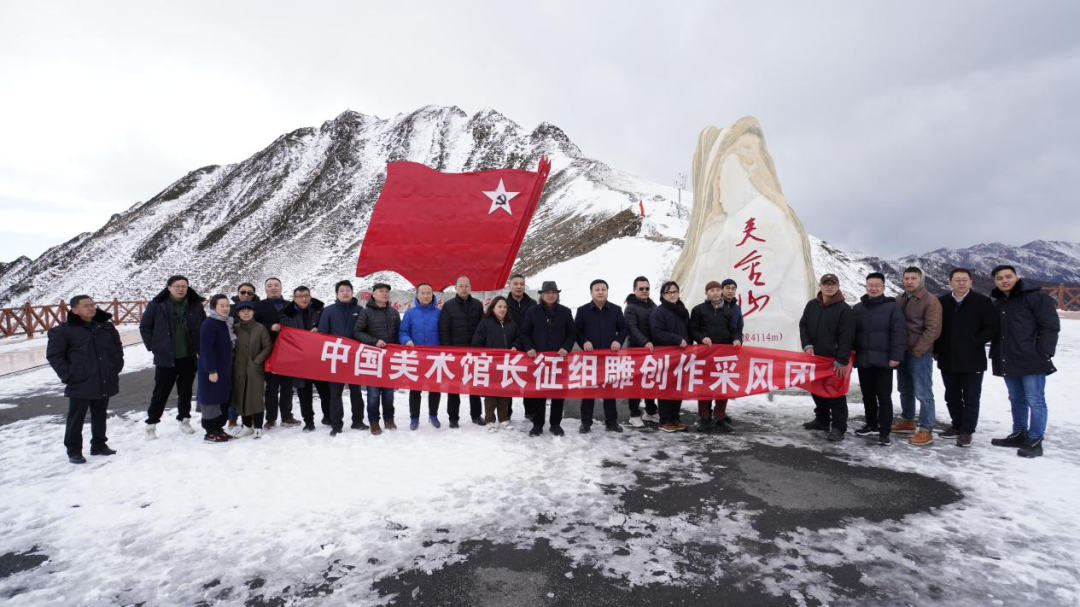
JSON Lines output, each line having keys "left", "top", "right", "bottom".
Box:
{"left": 1, "top": 1, "right": 1078, "bottom": 262}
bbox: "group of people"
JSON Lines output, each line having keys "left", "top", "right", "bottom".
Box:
{"left": 46, "top": 264, "right": 1058, "bottom": 464}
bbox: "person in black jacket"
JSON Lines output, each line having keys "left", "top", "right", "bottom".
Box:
{"left": 353, "top": 283, "right": 402, "bottom": 435}
{"left": 473, "top": 296, "right": 522, "bottom": 431}
{"left": 280, "top": 286, "right": 328, "bottom": 431}
{"left": 318, "top": 280, "right": 367, "bottom": 435}
{"left": 851, "top": 273, "right": 907, "bottom": 446}
{"left": 689, "top": 280, "right": 743, "bottom": 433}
{"left": 575, "top": 279, "right": 629, "bottom": 433}
{"left": 650, "top": 280, "right": 691, "bottom": 433}
{"left": 139, "top": 275, "right": 206, "bottom": 439}
{"left": 933, "top": 268, "right": 998, "bottom": 447}
{"left": 987, "top": 265, "right": 1060, "bottom": 458}
{"left": 798, "top": 274, "right": 856, "bottom": 441}
{"left": 506, "top": 274, "right": 537, "bottom": 421}
{"left": 439, "top": 276, "right": 485, "bottom": 427}
{"left": 623, "top": 276, "right": 657, "bottom": 426}
{"left": 522, "top": 281, "right": 577, "bottom": 437}
{"left": 47, "top": 295, "right": 125, "bottom": 464}
{"left": 254, "top": 277, "right": 299, "bottom": 428}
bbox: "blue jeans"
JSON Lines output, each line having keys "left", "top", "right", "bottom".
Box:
{"left": 366, "top": 387, "right": 396, "bottom": 425}
{"left": 897, "top": 350, "right": 936, "bottom": 430}
{"left": 1003, "top": 375, "right": 1048, "bottom": 441}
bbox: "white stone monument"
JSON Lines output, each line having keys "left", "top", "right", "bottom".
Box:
{"left": 671, "top": 117, "right": 815, "bottom": 352}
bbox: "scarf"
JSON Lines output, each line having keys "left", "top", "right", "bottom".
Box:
{"left": 208, "top": 310, "right": 237, "bottom": 345}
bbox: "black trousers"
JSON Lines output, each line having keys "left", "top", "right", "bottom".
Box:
{"left": 201, "top": 404, "right": 227, "bottom": 433}
{"left": 941, "top": 370, "right": 984, "bottom": 434}
{"left": 628, "top": 398, "right": 657, "bottom": 416}
{"left": 447, "top": 393, "right": 482, "bottom": 422}
{"left": 242, "top": 412, "right": 264, "bottom": 429}
{"left": 658, "top": 399, "right": 682, "bottom": 425}
{"left": 328, "top": 382, "right": 365, "bottom": 431}
{"left": 264, "top": 372, "right": 295, "bottom": 422}
{"left": 812, "top": 395, "right": 848, "bottom": 432}
{"left": 65, "top": 397, "right": 108, "bottom": 455}
{"left": 530, "top": 399, "right": 565, "bottom": 429}
{"left": 297, "top": 380, "right": 331, "bottom": 424}
{"left": 146, "top": 357, "right": 196, "bottom": 424}
{"left": 409, "top": 390, "right": 442, "bottom": 419}
{"left": 858, "top": 367, "right": 894, "bottom": 436}
{"left": 580, "top": 398, "right": 617, "bottom": 426}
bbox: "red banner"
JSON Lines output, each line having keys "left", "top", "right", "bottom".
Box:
{"left": 266, "top": 328, "right": 851, "bottom": 399}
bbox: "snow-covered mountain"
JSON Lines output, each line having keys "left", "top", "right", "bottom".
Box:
{"left": 0, "top": 105, "right": 1075, "bottom": 308}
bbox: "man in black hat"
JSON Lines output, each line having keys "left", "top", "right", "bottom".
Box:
{"left": 521, "top": 281, "right": 577, "bottom": 437}
{"left": 47, "top": 295, "right": 125, "bottom": 463}
{"left": 799, "top": 274, "right": 856, "bottom": 441}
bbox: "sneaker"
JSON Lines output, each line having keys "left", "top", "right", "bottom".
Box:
{"left": 410, "top": 418, "right": 420, "bottom": 431}
{"left": 145, "top": 424, "right": 158, "bottom": 440}
{"left": 330, "top": 428, "right": 341, "bottom": 437}
{"left": 1017, "top": 438, "right": 1043, "bottom": 458}
{"left": 449, "top": 420, "right": 460, "bottom": 429}
{"left": 281, "top": 418, "right": 302, "bottom": 427}
{"left": 216, "top": 430, "right": 236, "bottom": 441}
{"left": 854, "top": 425, "right": 877, "bottom": 437}
{"left": 204, "top": 433, "right": 228, "bottom": 443}
{"left": 235, "top": 427, "right": 254, "bottom": 438}
{"left": 472, "top": 417, "right": 486, "bottom": 426}
{"left": 264, "top": 420, "right": 277, "bottom": 430}
{"left": 991, "top": 430, "right": 1028, "bottom": 447}
{"left": 909, "top": 429, "right": 934, "bottom": 446}
{"left": 938, "top": 426, "right": 959, "bottom": 438}
{"left": 578, "top": 424, "right": 591, "bottom": 434}
{"left": 660, "top": 423, "right": 680, "bottom": 433}
{"left": 550, "top": 425, "right": 565, "bottom": 437}
{"left": 90, "top": 446, "right": 117, "bottom": 456}
{"left": 225, "top": 424, "right": 243, "bottom": 437}
{"left": 529, "top": 426, "right": 543, "bottom": 437}
{"left": 370, "top": 422, "right": 383, "bottom": 436}
{"left": 302, "top": 423, "right": 315, "bottom": 432}
{"left": 956, "top": 433, "right": 972, "bottom": 447}
{"left": 826, "top": 428, "right": 846, "bottom": 442}
{"left": 253, "top": 429, "right": 263, "bottom": 439}
{"left": 385, "top": 420, "right": 398, "bottom": 430}
{"left": 642, "top": 413, "right": 660, "bottom": 424}
{"left": 179, "top": 419, "right": 196, "bottom": 435}
{"left": 694, "top": 417, "right": 713, "bottom": 432}
{"left": 802, "top": 419, "right": 829, "bottom": 431}
{"left": 628, "top": 416, "right": 645, "bottom": 428}
{"left": 487, "top": 423, "right": 499, "bottom": 433}
{"left": 500, "top": 421, "right": 513, "bottom": 430}
{"left": 605, "top": 423, "right": 624, "bottom": 433}
{"left": 68, "top": 453, "right": 87, "bottom": 464}
{"left": 890, "top": 418, "right": 917, "bottom": 435}
{"left": 429, "top": 416, "right": 442, "bottom": 429}
{"left": 879, "top": 434, "right": 892, "bottom": 446}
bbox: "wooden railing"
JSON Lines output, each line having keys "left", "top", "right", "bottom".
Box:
{"left": 1042, "top": 285, "right": 1080, "bottom": 311}
{"left": 0, "top": 299, "right": 148, "bottom": 339}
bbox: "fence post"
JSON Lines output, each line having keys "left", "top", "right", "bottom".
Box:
{"left": 59, "top": 300, "right": 68, "bottom": 324}
{"left": 23, "top": 302, "right": 35, "bottom": 339}
{"left": 1058, "top": 285, "right": 1065, "bottom": 311}
{"left": 113, "top": 298, "right": 121, "bottom": 325}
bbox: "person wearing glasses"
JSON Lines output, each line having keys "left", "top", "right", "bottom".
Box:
{"left": 649, "top": 280, "right": 691, "bottom": 433}
{"left": 624, "top": 276, "right": 658, "bottom": 427}
{"left": 230, "top": 283, "right": 260, "bottom": 319}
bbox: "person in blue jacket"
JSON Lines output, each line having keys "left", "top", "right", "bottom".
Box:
{"left": 197, "top": 294, "right": 235, "bottom": 443}
{"left": 575, "top": 279, "right": 629, "bottom": 434}
{"left": 317, "top": 280, "right": 367, "bottom": 435}
{"left": 400, "top": 282, "right": 443, "bottom": 430}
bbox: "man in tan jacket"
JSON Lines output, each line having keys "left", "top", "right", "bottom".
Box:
{"left": 892, "top": 266, "right": 943, "bottom": 445}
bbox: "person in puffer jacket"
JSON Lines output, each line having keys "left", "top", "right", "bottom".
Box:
{"left": 399, "top": 283, "right": 443, "bottom": 430}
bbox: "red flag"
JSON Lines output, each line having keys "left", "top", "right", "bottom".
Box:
{"left": 356, "top": 158, "right": 551, "bottom": 291}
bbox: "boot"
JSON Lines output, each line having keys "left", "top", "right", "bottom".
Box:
{"left": 890, "top": 418, "right": 917, "bottom": 435}
{"left": 68, "top": 453, "right": 87, "bottom": 464}
{"left": 909, "top": 429, "right": 934, "bottom": 446}
{"left": 178, "top": 419, "right": 196, "bottom": 435}
{"left": 370, "top": 421, "right": 383, "bottom": 436}
{"left": 90, "top": 446, "right": 117, "bottom": 456}
{"left": 826, "top": 428, "right": 845, "bottom": 442}
{"left": 487, "top": 423, "right": 499, "bottom": 433}
{"left": 384, "top": 419, "right": 398, "bottom": 430}
{"left": 991, "top": 430, "right": 1027, "bottom": 447}
{"left": 429, "top": 416, "right": 441, "bottom": 429}
{"left": 145, "top": 423, "right": 158, "bottom": 440}
{"left": 802, "top": 419, "right": 829, "bottom": 431}
{"left": 1017, "top": 437, "right": 1043, "bottom": 458}
{"left": 410, "top": 418, "right": 420, "bottom": 431}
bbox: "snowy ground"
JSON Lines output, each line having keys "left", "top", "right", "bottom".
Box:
{"left": 0, "top": 324, "right": 1078, "bottom": 605}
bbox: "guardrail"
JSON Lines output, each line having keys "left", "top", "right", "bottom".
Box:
{"left": 1043, "top": 285, "right": 1080, "bottom": 311}
{"left": 0, "top": 300, "right": 148, "bottom": 339}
